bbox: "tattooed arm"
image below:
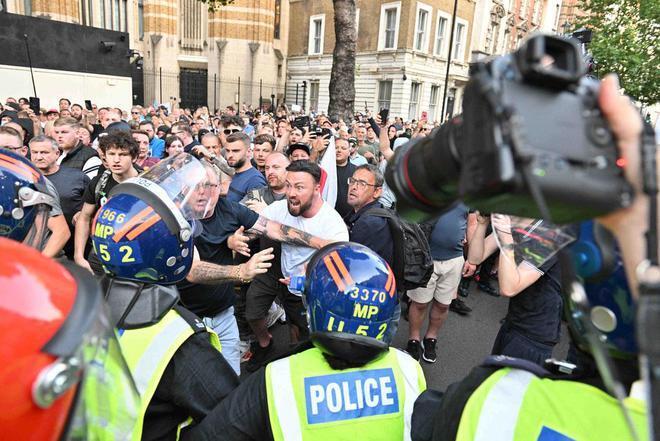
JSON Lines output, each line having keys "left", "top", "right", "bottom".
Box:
{"left": 186, "top": 247, "right": 275, "bottom": 283}
{"left": 246, "top": 215, "right": 332, "bottom": 249}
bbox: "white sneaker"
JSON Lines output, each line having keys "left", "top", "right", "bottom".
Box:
{"left": 265, "top": 302, "right": 286, "bottom": 328}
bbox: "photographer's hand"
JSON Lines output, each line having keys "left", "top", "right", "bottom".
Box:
{"left": 596, "top": 74, "right": 648, "bottom": 298}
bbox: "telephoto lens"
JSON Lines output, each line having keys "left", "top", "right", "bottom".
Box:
{"left": 384, "top": 118, "right": 463, "bottom": 222}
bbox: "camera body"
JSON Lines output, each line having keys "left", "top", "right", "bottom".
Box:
{"left": 387, "top": 34, "right": 633, "bottom": 224}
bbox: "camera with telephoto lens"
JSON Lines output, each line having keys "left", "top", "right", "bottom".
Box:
{"left": 385, "top": 34, "right": 633, "bottom": 224}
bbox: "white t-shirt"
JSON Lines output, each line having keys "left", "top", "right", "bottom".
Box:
{"left": 262, "top": 199, "right": 349, "bottom": 294}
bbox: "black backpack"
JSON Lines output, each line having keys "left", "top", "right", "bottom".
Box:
{"left": 364, "top": 207, "right": 433, "bottom": 291}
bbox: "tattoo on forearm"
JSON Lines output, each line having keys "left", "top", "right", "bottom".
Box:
{"left": 188, "top": 261, "right": 238, "bottom": 283}
{"left": 247, "top": 216, "right": 268, "bottom": 236}
{"left": 248, "top": 217, "right": 318, "bottom": 248}
{"left": 277, "top": 223, "right": 316, "bottom": 247}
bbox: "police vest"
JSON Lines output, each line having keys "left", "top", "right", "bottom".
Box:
{"left": 265, "top": 347, "right": 426, "bottom": 441}
{"left": 456, "top": 367, "right": 648, "bottom": 441}
{"left": 118, "top": 307, "right": 222, "bottom": 440}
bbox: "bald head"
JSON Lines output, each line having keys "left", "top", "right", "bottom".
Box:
{"left": 265, "top": 151, "right": 290, "bottom": 192}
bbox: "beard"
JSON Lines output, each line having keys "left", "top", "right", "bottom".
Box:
{"left": 231, "top": 157, "right": 246, "bottom": 169}
{"left": 287, "top": 196, "right": 313, "bottom": 217}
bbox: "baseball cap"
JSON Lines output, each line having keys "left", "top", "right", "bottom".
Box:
{"left": 287, "top": 143, "right": 311, "bottom": 156}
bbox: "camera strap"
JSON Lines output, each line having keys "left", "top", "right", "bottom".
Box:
{"left": 637, "top": 121, "right": 660, "bottom": 441}
{"left": 510, "top": 115, "right": 641, "bottom": 441}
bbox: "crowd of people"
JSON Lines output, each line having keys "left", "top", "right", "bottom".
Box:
{"left": 0, "top": 70, "right": 653, "bottom": 440}
{"left": 0, "top": 96, "right": 484, "bottom": 369}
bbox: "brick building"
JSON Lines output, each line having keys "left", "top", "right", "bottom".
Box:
{"left": 286, "top": 0, "right": 476, "bottom": 123}
{"left": 5, "top": 0, "right": 290, "bottom": 110}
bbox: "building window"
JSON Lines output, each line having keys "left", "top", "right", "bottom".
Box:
{"left": 408, "top": 82, "right": 421, "bottom": 120}
{"left": 429, "top": 85, "right": 439, "bottom": 121}
{"left": 112, "top": 0, "right": 120, "bottom": 30}
{"left": 180, "top": 0, "right": 205, "bottom": 50}
{"left": 378, "top": 2, "right": 401, "bottom": 50}
{"left": 445, "top": 87, "right": 457, "bottom": 120}
{"left": 122, "top": 0, "right": 127, "bottom": 32}
{"left": 378, "top": 80, "right": 393, "bottom": 110}
{"left": 100, "top": 0, "right": 106, "bottom": 28}
{"left": 414, "top": 3, "right": 432, "bottom": 52}
{"left": 87, "top": 0, "right": 94, "bottom": 26}
{"left": 434, "top": 14, "right": 449, "bottom": 56}
{"left": 277, "top": 64, "right": 283, "bottom": 78}
{"left": 355, "top": 8, "right": 360, "bottom": 34}
{"left": 138, "top": 0, "right": 144, "bottom": 39}
{"left": 452, "top": 21, "right": 467, "bottom": 61}
{"left": 80, "top": 0, "right": 86, "bottom": 25}
{"left": 308, "top": 14, "right": 325, "bottom": 55}
{"left": 309, "top": 80, "right": 320, "bottom": 112}
{"left": 274, "top": 0, "right": 281, "bottom": 39}
{"left": 24, "top": 0, "right": 32, "bottom": 15}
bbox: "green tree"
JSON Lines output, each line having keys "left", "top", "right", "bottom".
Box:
{"left": 576, "top": 0, "right": 659, "bottom": 105}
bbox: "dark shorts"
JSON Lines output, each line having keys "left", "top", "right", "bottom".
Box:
{"left": 491, "top": 322, "right": 554, "bottom": 366}
{"left": 245, "top": 272, "right": 308, "bottom": 336}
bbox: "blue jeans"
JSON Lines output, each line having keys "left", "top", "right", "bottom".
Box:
{"left": 203, "top": 306, "right": 241, "bottom": 376}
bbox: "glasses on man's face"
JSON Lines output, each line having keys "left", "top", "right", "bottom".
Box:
{"left": 223, "top": 128, "right": 241, "bottom": 135}
{"left": 347, "top": 177, "right": 379, "bottom": 190}
{"left": 196, "top": 182, "right": 220, "bottom": 191}
{"left": 131, "top": 111, "right": 140, "bottom": 115}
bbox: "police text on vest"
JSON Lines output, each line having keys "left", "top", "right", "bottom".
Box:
{"left": 304, "top": 368, "right": 399, "bottom": 424}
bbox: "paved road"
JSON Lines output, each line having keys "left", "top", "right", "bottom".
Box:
{"left": 255, "top": 281, "right": 570, "bottom": 391}
{"left": 391, "top": 281, "right": 571, "bottom": 391}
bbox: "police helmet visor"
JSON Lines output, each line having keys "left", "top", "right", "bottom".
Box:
{"left": 491, "top": 214, "right": 576, "bottom": 270}
{"left": 63, "top": 307, "right": 140, "bottom": 440}
{"left": 138, "top": 153, "right": 213, "bottom": 219}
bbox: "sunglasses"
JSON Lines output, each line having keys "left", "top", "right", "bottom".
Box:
{"left": 223, "top": 128, "right": 241, "bottom": 135}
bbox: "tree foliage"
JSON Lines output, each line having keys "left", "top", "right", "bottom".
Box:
{"left": 197, "top": 0, "right": 235, "bottom": 12}
{"left": 576, "top": 0, "right": 659, "bottom": 105}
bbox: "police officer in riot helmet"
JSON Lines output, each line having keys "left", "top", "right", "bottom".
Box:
{"left": 90, "top": 153, "right": 272, "bottom": 440}
{"left": 181, "top": 242, "right": 426, "bottom": 441}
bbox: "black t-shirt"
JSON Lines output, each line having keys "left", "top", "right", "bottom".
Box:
{"left": 506, "top": 256, "right": 563, "bottom": 344}
{"left": 47, "top": 166, "right": 90, "bottom": 224}
{"left": 177, "top": 198, "right": 259, "bottom": 318}
{"left": 334, "top": 162, "right": 357, "bottom": 219}
{"left": 82, "top": 171, "right": 121, "bottom": 210}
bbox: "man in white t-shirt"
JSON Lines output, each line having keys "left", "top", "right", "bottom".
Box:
{"left": 261, "top": 160, "right": 348, "bottom": 341}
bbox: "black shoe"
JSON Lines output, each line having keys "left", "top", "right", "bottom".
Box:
{"left": 406, "top": 339, "right": 422, "bottom": 361}
{"left": 450, "top": 298, "right": 472, "bottom": 315}
{"left": 458, "top": 278, "right": 471, "bottom": 298}
{"left": 245, "top": 339, "right": 274, "bottom": 373}
{"left": 422, "top": 338, "right": 437, "bottom": 363}
{"left": 477, "top": 282, "right": 500, "bottom": 297}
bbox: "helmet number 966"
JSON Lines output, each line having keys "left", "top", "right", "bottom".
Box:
{"left": 100, "top": 209, "right": 126, "bottom": 223}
